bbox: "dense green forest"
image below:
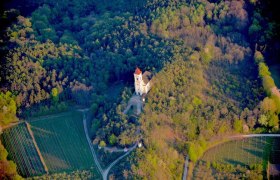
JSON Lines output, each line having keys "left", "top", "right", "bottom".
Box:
{"left": 0, "top": 0, "right": 280, "bottom": 179}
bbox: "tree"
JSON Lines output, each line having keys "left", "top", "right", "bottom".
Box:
{"left": 109, "top": 134, "right": 118, "bottom": 145}
{"left": 258, "top": 114, "right": 268, "bottom": 126}
{"left": 268, "top": 114, "right": 279, "bottom": 128}
{"left": 254, "top": 51, "right": 264, "bottom": 63}
{"left": 262, "top": 75, "right": 275, "bottom": 95}
{"left": 233, "top": 119, "right": 243, "bottom": 133}
{"left": 260, "top": 97, "right": 277, "bottom": 114}
{"left": 51, "top": 88, "right": 59, "bottom": 104}
{"left": 0, "top": 92, "right": 17, "bottom": 126}
{"left": 99, "top": 140, "right": 106, "bottom": 148}
{"left": 258, "top": 63, "right": 270, "bottom": 78}
{"left": 188, "top": 142, "right": 203, "bottom": 163}
{"left": 0, "top": 142, "right": 22, "bottom": 179}
{"left": 249, "top": 22, "right": 261, "bottom": 37}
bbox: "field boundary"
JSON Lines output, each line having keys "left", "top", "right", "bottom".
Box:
{"left": 25, "top": 122, "right": 49, "bottom": 174}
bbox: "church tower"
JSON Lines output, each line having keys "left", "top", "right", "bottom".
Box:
{"left": 134, "top": 67, "right": 143, "bottom": 95}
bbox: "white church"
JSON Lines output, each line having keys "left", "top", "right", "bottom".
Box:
{"left": 134, "top": 67, "right": 153, "bottom": 96}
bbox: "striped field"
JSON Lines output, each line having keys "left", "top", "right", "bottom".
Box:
{"left": 1, "top": 111, "right": 100, "bottom": 178}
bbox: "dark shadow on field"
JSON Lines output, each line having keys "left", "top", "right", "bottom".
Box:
{"left": 43, "top": 153, "right": 70, "bottom": 171}
{"left": 31, "top": 126, "right": 55, "bottom": 136}
{"left": 224, "top": 158, "right": 246, "bottom": 167}
{"left": 243, "top": 148, "right": 263, "bottom": 159}
{"left": 247, "top": 137, "right": 266, "bottom": 151}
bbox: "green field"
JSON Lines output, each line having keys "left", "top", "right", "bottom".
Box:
{"left": 193, "top": 137, "right": 276, "bottom": 179}
{"left": 29, "top": 111, "right": 98, "bottom": 175}
{"left": 1, "top": 123, "right": 45, "bottom": 177}
{"left": 2, "top": 111, "right": 100, "bottom": 178}
{"left": 201, "top": 137, "right": 269, "bottom": 166}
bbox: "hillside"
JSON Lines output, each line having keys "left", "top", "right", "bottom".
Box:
{"left": 0, "top": 0, "right": 280, "bottom": 179}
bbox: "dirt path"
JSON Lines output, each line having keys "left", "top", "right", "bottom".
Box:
{"left": 103, "top": 146, "right": 126, "bottom": 153}
{"left": 103, "top": 143, "right": 137, "bottom": 179}
{"left": 1, "top": 121, "right": 24, "bottom": 131}
{"left": 82, "top": 113, "right": 103, "bottom": 178}
{"left": 182, "top": 156, "right": 189, "bottom": 180}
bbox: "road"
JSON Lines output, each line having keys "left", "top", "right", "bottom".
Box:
{"left": 122, "top": 95, "right": 143, "bottom": 115}
{"left": 83, "top": 113, "right": 103, "bottom": 179}
{"left": 82, "top": 110, "right": 137, "bottom": 180}
{"left": 182, "top": 156, "right": 189, "bottom": 180}
{"left": 182, "top": 133, "right": 280, "bottom": 180}
{"left": 232, "top": 134, "right": 280, "bottom": 138}
{"left": 102, "top": 143, "right": 137, "bottom": 179}
{"left": 103, "top": 144, "right": 135, "bottom": 153}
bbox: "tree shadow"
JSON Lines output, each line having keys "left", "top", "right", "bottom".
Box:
{"left": 224, "top": 158, "right": 247, "bottom": 167}
{"left": 243, "top": 147, "right": 263, "bottom": 159}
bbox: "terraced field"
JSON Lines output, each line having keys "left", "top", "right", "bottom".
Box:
{"left": 29, "top": 111, "right": 97, "bottom": 174}
{"left": 1, "top": 123, "right": 45, "bottom": 177}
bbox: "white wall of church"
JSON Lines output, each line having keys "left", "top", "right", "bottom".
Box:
{"left": 134, "top": 70, "right": 152, "bottom": 96}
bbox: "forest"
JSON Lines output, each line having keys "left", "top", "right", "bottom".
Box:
{"left": 0, "top": 0, "right": 280, "bottom": 179}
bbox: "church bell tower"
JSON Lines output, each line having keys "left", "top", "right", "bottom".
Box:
{"left": 134, "top": 67, "right": 143, "bottom": 95}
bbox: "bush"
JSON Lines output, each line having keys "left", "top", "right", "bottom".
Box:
{"left": 233, "top": 119, "right": 243, "bottom": 133}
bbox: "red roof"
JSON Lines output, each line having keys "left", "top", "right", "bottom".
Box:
{"left": 134, "top": 67, "right": 142, "bottom": 75}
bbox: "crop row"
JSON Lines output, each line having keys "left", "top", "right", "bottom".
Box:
{"left": 1, "top": 123, "right": 45, "bottom": 177}
{"left": 30, "top": 111, "right": 95, "bottom": 173}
